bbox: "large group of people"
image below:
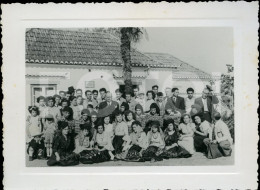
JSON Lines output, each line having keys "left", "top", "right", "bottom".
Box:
{"left": 26, "top": 84, "right": 233, "bottom": 166}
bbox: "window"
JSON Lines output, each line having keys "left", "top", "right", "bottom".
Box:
{"left": 31, "top": 84, "right": 57, "bottom": 105}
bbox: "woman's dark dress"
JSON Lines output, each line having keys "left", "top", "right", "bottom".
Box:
{"left": 112, "top": 135, "right": 124, "bottom": 154}
{"left": 161, "top": 131, "right": 191, "bottom": 158}
{"left": 78, "top": 146, "right": 110, "bottom": 164}
{"left": 47, "top": 134, "right": 79, "bottom": 166}
{"left": 193, "top": 127, "right": 208, "bottom": 153}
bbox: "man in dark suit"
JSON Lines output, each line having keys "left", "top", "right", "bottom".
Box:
{"left": 98, "top": 92, "right": 119, "bottom": 119}
{"left": 194, "top": 86, "right": 219, "bottom": 123}
{"left": 165, "top": 88, "right": 186, "bottom": 114}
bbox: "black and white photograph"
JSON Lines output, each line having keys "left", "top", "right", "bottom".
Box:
{"left": 25, "top": 27, "right": 235, "bottom": 167}
{"left": 2, "top": 2, "right": 258, "bottom": 189}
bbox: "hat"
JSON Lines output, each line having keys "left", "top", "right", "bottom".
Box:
{"left": 81, "top": 109, "right": 90, "bottom": 115}
{"left": 31, "top": 131, "right": 43, "bottom": 137}
{"left": 135, "top": 104, "right": 144, "bottom": 112}
{"left": 45, "top": 114, "right": 54, "bottom": 119}
{"left": 206, "top": 85, "right": 213, "bottom": 91}
{"left": 138, "top": 91, "right": 145, "bottom": 95}
{"left": 68, "top": 86, "right": 75, "bottom": 93}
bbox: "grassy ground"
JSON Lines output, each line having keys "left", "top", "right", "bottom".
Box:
{"left": 26, "top": 147, "right": 234, "bottom": 167}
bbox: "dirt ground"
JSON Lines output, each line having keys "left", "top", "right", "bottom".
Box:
{"left": 26, "top": 147, "right": 234, "bottom": 167}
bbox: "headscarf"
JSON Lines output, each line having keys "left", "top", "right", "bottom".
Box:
{"left": 150, "top": 103, "right": 160, "bottom": 115}
{"left": 135, "top": 104, "right": 144, "bottom": 114}
{"left": 81, "top": 109, "right": 90, "bottom": 116}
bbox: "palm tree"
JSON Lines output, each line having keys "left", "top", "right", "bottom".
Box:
{"left": 84, "top": 27, "right": 147, "bottom": 94}
{"left": 120, "top": 27, "right": 146, "bottom": 94}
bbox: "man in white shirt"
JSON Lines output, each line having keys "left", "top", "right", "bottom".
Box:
{"left": 204, "top": 112, "right": 233, "bottom": 157}
{"left": 185, "top": 87, "right": 196, "bottom": 113}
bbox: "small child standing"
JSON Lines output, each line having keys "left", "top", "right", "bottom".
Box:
{"left": 26, "top": 106, "right": 42, "bottom": 144}
{"left": 27, "top": 131, "right": 45, "bottom": 161}
{"left": 43, "top": 114, "right": 57, "bottom": 158}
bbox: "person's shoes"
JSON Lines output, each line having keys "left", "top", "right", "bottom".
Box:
{"left": 29, "top": 156, "right": 33, "bottom": 161}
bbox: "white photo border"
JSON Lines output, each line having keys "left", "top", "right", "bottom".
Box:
{"left": 2, "top": 2, "right": 258, "bottom": 189}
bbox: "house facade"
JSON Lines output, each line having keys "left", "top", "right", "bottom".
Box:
{"left": 26, "top": 29, "right": 221, "bottom": 106}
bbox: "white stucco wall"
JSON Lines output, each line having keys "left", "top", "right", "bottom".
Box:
{"left": 26, "top": 64, "right": 217, "bottom": 106}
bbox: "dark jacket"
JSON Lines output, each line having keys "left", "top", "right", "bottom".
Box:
{"left": 165, "top": 96, "right": 186, "bottom": 114}
{"left": 194, "top": 95, "right": 219, "bottom": 115}
{"left": 52, "top": 134, "right": 74, "bottom": 157}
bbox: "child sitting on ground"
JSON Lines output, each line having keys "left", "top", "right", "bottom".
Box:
{"left": 27, "top": 131, "right": 45, "bottom": 161}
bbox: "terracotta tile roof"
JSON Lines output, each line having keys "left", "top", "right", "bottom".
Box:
{"left": 144, "top": 52, "right": 212, "bottom": 79}
{"left": 26, "top": 28, "right": 175, "bottom": 68}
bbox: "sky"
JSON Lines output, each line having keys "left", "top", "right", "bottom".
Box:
{"left": 133, "top": 27, "right": 234, "bottom": 74}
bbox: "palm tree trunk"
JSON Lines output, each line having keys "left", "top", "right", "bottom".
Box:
{"left": 120, "top": 28, "right": 133, "bottom": 94}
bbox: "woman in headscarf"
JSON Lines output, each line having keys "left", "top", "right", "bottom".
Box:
{"left": 192, "top": 114, "right": 212, "bottom": 153}
{"left": 135, "top": 104, "right": 146, "bottom": 129}
{"left": 124, "top": 121, "right": 148, "bottom": 161}
{"left": 144, "top": 103, "right": 163, "bottom": 134}
{"left": 161, "top": 119, "right": 191, "bottom": 159}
